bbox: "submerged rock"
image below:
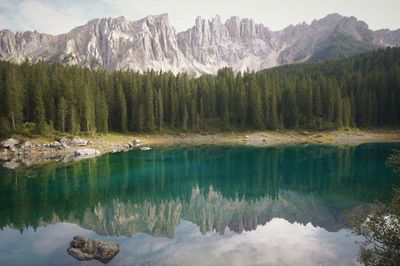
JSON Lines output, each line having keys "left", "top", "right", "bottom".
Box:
{"left": 67, "top": 235, "right": 120, "bottom": 263}
{"left": 2, "top": 160, "right": 20, "bottom": 170}
{"left": 74, "top": 149, "right": 100, "bottom": 157}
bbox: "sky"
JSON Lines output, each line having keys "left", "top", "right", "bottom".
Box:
{"left": 0, "top": 0, "right": 399, "bottom": 35}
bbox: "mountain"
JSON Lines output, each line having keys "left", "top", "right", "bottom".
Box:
{"left": 0, "top": 13, "right": 399, "bottom": 75}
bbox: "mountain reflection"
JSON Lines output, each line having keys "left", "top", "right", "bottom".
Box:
{"left": 0, "top": 144, "right": 398, "bottom": 237}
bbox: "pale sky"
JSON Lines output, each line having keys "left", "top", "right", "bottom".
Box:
{"left": 0, "top": 0, "right": 399, "bottom": 35}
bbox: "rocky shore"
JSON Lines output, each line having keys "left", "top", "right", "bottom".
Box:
{"left": 0, "top": 136, "right": 142, "bottom": 169}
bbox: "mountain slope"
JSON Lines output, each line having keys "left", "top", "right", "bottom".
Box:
{"left": 0, "top": 13, "right": 399, "bottom": 75}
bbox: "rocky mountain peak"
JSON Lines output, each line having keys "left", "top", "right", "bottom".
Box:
{"left": 0, "top": 13, "right": 399, "bottom": 75}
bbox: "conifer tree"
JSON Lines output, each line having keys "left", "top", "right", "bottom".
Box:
{"left": 58, "top": 96, "right": 67, "bottom": 133}
{"left": 144, "top": 74, "right": 154, "bottom": 131}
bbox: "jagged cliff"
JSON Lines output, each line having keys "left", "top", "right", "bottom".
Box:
{"left": 0, "top": 13, "right": 399, "bottom": 75}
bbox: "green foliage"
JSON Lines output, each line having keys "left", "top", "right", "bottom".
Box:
{"left": 347, "top": 150, "right": 400, "bottom": 265}
{"left": 347, "top": 189, "right": 400, "bottom": 266}
{"left": 0, "top": 47, "right": 399, "bottom": 136}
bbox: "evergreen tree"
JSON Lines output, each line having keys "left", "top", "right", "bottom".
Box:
{"left": 4, "top": 65, "right": 23, "bottom": 131}
{"left": 236, "top": 72, "right": 247, "bottom": 127}
{"left": 116, "top": 85, "right": 127, "bottom": 132}
{"left": 269, "top": 90, "right": 279, "bottom": 130}
{"left": 144, "top": 74, "right": 154, "bottom": 131}
{"left": 58, "top": 96, "right": 67, "bottom": 133}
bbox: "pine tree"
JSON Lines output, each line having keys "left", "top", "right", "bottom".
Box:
{"left": 248, "top": 73, "right": 263, "bottom": 129}
{"left": 236, "top": 72, "right": 247, "bottom": 127}
{"left": 269, "top": 90, "right": 279, "bottom": 130}
{"left": 58, "top": 96, "right": 67, "bottom": 133}
{"left": 157, "top": 89, "right": 164, "bottom": 131}
{"left": 116, "top": 85, "right": 127, "bottom": 132}
{"left": 95, "top": 91, "right": 108, "bottom": 133}
{"left": 4, "top": 65, "right": 23, "bottom": 131}
{"left": 283, "top": 87, "right": 299, "bottom": 128}
{"left": 144, "top": 74, "right": 154, "bottom": 131}
{"left": 313, "top": 85, "right": 322, "bottom": 129}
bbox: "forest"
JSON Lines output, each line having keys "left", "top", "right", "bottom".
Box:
{"left": 0, "top": 47, "right": 399, "bottom": 136}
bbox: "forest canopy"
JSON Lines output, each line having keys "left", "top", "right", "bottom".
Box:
{"left": 0, "top": 47, "right": 399, "bottom": 136}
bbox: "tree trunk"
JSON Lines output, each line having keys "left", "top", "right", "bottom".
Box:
{"left": 11, "top": 112, "right": 16, "bottom": 131}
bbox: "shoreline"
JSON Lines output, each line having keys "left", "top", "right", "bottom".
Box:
{"left": 1, "top": 130, "right": 399, "bottom": 169}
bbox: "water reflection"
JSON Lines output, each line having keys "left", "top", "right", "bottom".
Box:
{"left": 0, "top": 144, "right": 398, "bottom": 238}
{"left": 0, "top": 219, "right": 362, "bottom": 266}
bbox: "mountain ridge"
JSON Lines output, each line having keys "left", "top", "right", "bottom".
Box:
{"left": 0, "top": 13, "right": 399, "bottom": 75}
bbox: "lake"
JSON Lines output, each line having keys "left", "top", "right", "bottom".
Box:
{"left": 0, "top": 143, "right": 399, "bottom": 266}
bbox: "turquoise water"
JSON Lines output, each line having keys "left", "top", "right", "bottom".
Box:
{"left": 0, "top": 143, "right": 399, "bottom": 265}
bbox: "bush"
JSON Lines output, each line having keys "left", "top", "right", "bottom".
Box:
{"left": 347, "top": 150, "right": 400, "bottom": 265}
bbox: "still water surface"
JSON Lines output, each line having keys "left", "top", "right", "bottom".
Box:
{"left": 0, "top": 144, "right": 399, "bottom": 266}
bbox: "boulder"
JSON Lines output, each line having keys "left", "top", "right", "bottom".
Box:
{"left": 74, "top": 149, "right": 100, "bottom": 157}
{"left": 2, "top": 138, "right": 20, "bottom": 148}
{"left": 71, "top": 138, "right": 89, "bottom": 146}
{"left": 49, "top": 141, "right": 62, "bottom": 149}
{"left": 57, "top": 137, "right": 71, "bottom": 147}
{"left": 67, "top": 235, "right": 119, "bottom": 263}
{"left": 2, "top": 160, "right": 20, "bottom": 170}
{"left": 20, "top": 141, "right": 33, "bottom": 150}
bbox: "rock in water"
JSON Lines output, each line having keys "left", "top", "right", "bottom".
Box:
{"left": 2, "top": 160, "right": 20, "bottom": 170}
{"left": 74, "top": 149, "right": 100, "bottom": 157}
{"left": 67, "top": 235, "right": 119, "bottom": 263}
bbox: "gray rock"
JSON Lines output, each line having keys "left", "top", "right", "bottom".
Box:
{"left": 2, "top": 138, "right": 20, "bottom": 148}
{"left": 20, "top": 141, "right": 33, "bottom": 150}
{"left": 49, "top": 141, "right": 62, "bottom": 149}
{"left": 1, "top": 14, "right": 398, "bottom": 76}
{"left": 71, "top": 138, "right": 89, "bottom": 146}
{"left": 74, "top": 149, "right": 100, "bottom": 157}
{"left": 67, "top": 235, "right": 119, "bottom": 263}
{"left": 2, "top": 160, "right": 20, "bottom": 170}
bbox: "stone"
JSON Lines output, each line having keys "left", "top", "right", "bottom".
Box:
{"left": 2, "top": 160, "right": 20, "bottom": 170}
{"left": 71, "top": 138, "right": 89, "bottom": 146}
{"left": 140, "top": 146, "right": 152, "bottom": 151}
{"left": 20, "top": 141, "right": 33, "bottom": 150}
{"left": 74, "top": 149, "right": 100, "bottom": 157}
{"left": 57, "top": 137, "right": 71, "bottom": 147}
{"left": 67, "top": 235, "right": 119, "bottom": 263}
{"left": 49, "top": 141, "right": 62, "bottom": 149}
{"left": 2, "top": 138, "right": 20, "bottom": 148}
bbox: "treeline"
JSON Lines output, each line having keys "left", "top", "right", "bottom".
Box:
{"left": 0, "top": 47, "right": 400, "bottom": 135}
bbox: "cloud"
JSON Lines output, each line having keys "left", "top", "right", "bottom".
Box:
{"left": 0, "top": 0, "right": 399, "bottom": 35}
{"left": 1, "top": 0, "right": 87, "bottom": 34}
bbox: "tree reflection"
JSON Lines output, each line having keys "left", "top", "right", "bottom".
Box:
{"left": 0, "top": 144, "right": 398, "bottom": 237}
